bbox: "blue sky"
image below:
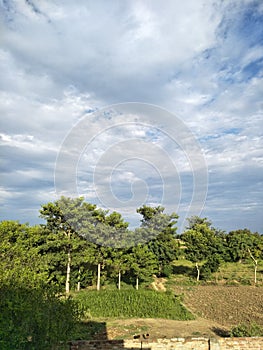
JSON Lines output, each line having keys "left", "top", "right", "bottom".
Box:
{"left": 0, "top": 0, "right": 262, "bottom": 234}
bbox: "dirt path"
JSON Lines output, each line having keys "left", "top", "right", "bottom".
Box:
{"left": 106, "top": 317, "right": 226, "bottom": 340}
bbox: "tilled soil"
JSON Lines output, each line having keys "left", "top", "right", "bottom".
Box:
{"left": 172, "top": 285, "right": 263, "bottom": 327}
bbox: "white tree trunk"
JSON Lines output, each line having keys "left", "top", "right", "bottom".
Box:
{"left": 248, "top": 248, "right": 258, "bottom": 285}
{"left": 118, "top": 270, "right": 121, "bottom": 290}
{"left": 65, "top": 230, "right": 71, "bottom": 295}
{"left": 196, "top": 262, "right": 200, "bottom": 282}
{"left": 77, "top": 267, "right": 81, "bottom": 292}
{"left": 254, "top": 263, "right": 258, "bottom": 285}
{"left": 97, "top": 263, "right": 101, "bottom": 291}
{"left": 136, "top": 276, "right": 139, "bottom": 290}
{"left": 65, "top": 248, "right": 71, "bottom": 294}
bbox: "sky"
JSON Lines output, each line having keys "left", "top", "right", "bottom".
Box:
{"left": 0, "top": 0, "right": 263, "bottom": 234}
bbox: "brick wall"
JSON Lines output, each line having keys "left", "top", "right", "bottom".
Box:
{"left": 69, "top": 337, "right": 263, "bottom": 350}
{"left": 70, "top": 337, "right": 263, "bottom": 350}
{"left": 216, "top": 337, "right": 263, "bottom": 349}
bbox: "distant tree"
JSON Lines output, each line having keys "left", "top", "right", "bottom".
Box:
{"left": 129, "top": 245, "right": 158, "bottom": 290}
{"left": 39, "top": 196, "right": 102, "bottom": 293}
{"left": 185, "top": 216, "right": 212, "bottom": 230}
{"left": 227, "top": 229, "right": 263, "bottom": 284}
{"left": 79, "top": 209, "right": 130, "bottom": 290}
{"left": 181, "top": 216, "right": 225, "bottom": 281}
{"left": 137, "top": 205, "right": 179, "bottom": 276}
{"left": 109, "top": 248, "right": 130, "bottom": 290}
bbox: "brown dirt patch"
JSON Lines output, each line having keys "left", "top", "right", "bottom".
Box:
{"left": 105, "top": 317, "right": 225, "bottom": 340}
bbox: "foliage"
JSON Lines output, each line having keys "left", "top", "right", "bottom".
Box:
{"left": 226, "top": 229, "right": 263, "bottom": 262}
{"left": 200, "top": 254, "right": 223, "bottom": 280}
{"left": 128, "top": 244, "right": 158, "bottom": 284}
{"left": 0, "top": 285, "right": 83, "bottom": 350}
{"left": 0, "top": 221, "right": 49, "bottom": 286}
{"left": 181, "top": 216, "right": 227, "bottom": 280}
{"left": 75, "top": 289, "right": 194, "bottom": 320}
{"left": 137, "top": 205, "right": 179, "bottom": 276}
{"left": 230, "top": 322, "right": 263, "bottom": 337}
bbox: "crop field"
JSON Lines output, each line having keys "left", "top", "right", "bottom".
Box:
{"left": 74, "top": 289, "right": 194, "bottom": 320}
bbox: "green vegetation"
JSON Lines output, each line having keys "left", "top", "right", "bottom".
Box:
{"left": 0, "top": 196, "right": 263, "bottom": 346}
{"left": 230, "top": 323, "right": 263, "bottom": 337}
{"left": 0, "top": 285, "right": 82, "bottom": 350}
{"left": 75, "top": 289, "right": 194, "bottom": 320}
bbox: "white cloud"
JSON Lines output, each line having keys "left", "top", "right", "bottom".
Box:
{"left": 0, "top": 0, "right": 262, "bottom": 233}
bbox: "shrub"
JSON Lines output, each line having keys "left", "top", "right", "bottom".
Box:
{"left": 0, "top": 285, "right": 83, "bottom": 350}
{"left": 230, "top": 323, "right": 263, "bottom": 337}
{"left": 201, "top": 254, "right": 222, "bottom": 280}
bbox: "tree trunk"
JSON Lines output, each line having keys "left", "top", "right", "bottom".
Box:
{"left": 77, "top": 267, "right": 81, "bottom": 292}
{"left": 65, "top": 230, "right": 72, "bottom": 295}
{"left": 97, "top": 263, "right": 101, "bottom": 291}
{"left": 136, "top": 276, "right": 139, "bottom": 290}
{"left": 65, "top": 248, "right": 71, "bottom": 294}
{"left": 195, "top": 262, "right": 200, "bottom": 282}
{"left": 118, "top": 270, "right": 121, "bottom": 290}
{"left": 248, "top": 248, "right": 258, "bottom": 285}
{"left": 254, "top": 263, "right": 258, "bottom": 285}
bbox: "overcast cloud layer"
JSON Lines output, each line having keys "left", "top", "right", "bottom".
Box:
{"left": 1, "top": 0, "right": 262, "bottom": 233}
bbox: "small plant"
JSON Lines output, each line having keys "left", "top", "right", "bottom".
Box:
{"left": 230, "top": 322, "right": 263, "bottom": 337}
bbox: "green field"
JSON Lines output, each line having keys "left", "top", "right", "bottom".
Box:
{"left": 74, "top": 289, "right": 194, "bottom": 320}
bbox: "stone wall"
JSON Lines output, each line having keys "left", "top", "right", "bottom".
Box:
{"left": 69, "top": 337, "right": 263, "bottom": 350}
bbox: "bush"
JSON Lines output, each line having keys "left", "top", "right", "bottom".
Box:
{"left": 161, "top": 264, "right": 173, "bottom": 277}
{"left": 230, "top": 323, "right": 263, "bottom": 337}
{"left": 201, "top": 255, "right": 222, "bottom": 280}
{"left": 0, "top": 285, "right": 83, "bottom": 350}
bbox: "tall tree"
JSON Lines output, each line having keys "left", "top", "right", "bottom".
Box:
{"left": 109, "top": 248, "right": 129, "bottom": 290}
{"left": 39, "top": 196, "right": 97, "bottom": 293}
{"left": 129, "top": 244, "right": 158, "bottom": 290}
{"left": 181, "top": 216, "right": 225, "bottom": 281}
{"left": 137, "top": 205, "right": 179, "bottom": 275}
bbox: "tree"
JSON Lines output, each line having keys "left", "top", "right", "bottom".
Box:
{"left": 181, "top": 216, "right": 225, "bottom": 281}
{"left": 129, "top": 245, "right": 158, "bottom": 290}
{"left": 0, "top": 221, "right": 48, "bottom": 287}
{"left": 227, "top": 229, "right": 263, "bottom": 284}
{"left": 79, "top": 209, "right": 130, "bottom": 290}
{"left": 137, "top": 205, "right": 179, "bottom": 275}
{"left": 109, "top": 248, "right": 130, "bottom": 290}
{"left": 39, "top": 196, "right": 98, "bottom": 293}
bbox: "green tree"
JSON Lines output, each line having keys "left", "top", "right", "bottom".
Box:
{"left": 109, "top": 248, "right": 130, "bottom": 290}
{"left": 39, "top": 196, "right": 98, "bottom": 293}
{"left": 181, "top": 217, "right": 225, "bottom": 281}
{"left": 226, "top": 229, "right": 263, "bottom": 284}
{"left": 137, "top": 205, "right": 179, "bottom": 276}
{"left": 129, "top": 244, "right": 158, "bottom": 290}
{"left": 0, "top": 221, "right": 48, "bottom": 287}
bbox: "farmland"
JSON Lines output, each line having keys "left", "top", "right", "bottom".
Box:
{"left": 83, "top": 284, "right": 263, "bottom": 340}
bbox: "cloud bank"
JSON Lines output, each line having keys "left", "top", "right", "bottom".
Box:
{"left": 1, "top": 0, "right": 262, "bottom": 233}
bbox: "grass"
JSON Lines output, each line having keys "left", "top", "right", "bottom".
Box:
{"left": 74, "top": 289, "right": 194, "bottom": 320}
{"left": 169, "top": 259, "right": 263, "bottom": 286}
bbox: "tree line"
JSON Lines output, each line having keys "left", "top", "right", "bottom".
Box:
{"left": 1, "top": 196, "right": 262, "bottom": 294}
